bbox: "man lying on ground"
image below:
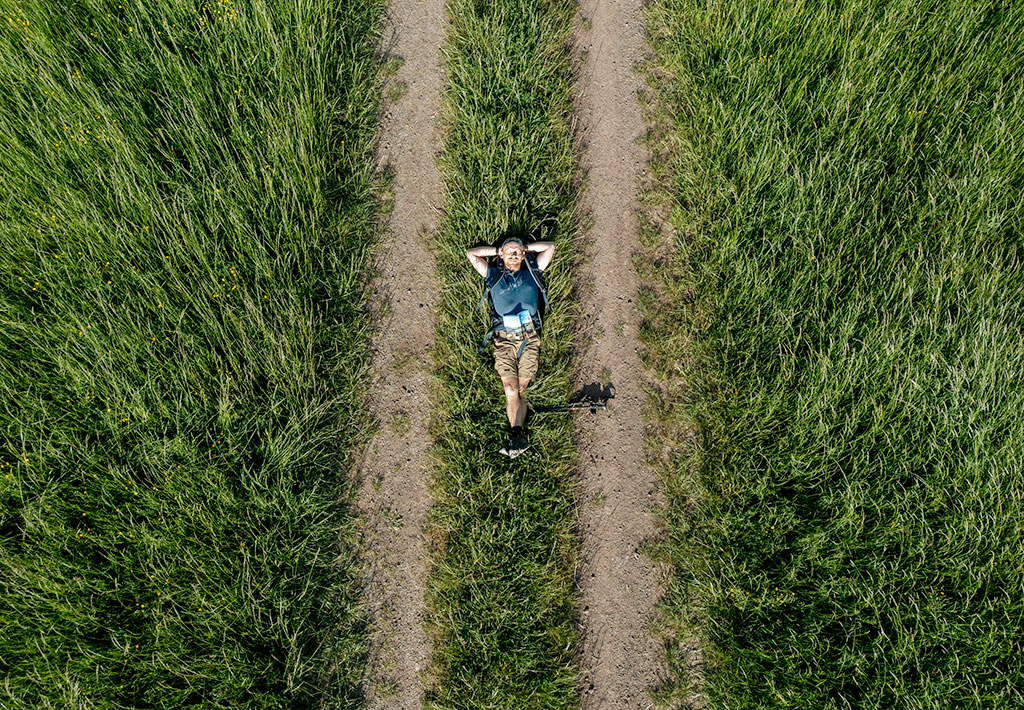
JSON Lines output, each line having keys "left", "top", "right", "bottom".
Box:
{"left": 466, "top": 237, "right": 555, "bottom": 457}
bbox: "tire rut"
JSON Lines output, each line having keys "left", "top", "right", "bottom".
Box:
{"left": 356, "top": 0, "right": 445, "bottom": 706}
{"left": 572, "top": 0, "right": 669, "bottom": 707}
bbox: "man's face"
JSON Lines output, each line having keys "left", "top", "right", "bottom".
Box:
{"left": 500, "top": 243, "right": 524, "bottom": 270}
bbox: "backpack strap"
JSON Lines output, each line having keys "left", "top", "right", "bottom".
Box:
{"left": 476, "top": 324, "right": 499, "bottom": 354}
{"left": 476, "top": 264, "right": 503, "bottom": 311}
{"left": 515, "top": 334, "right": 530, "bottom": 359}
{"left": 475, "top": 286, "right": 493, "bottom": 312}
{"left": 524, "top": 256, "right": 550, "bottom": 312}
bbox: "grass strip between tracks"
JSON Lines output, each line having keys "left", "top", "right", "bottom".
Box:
{"left": 426, "top": 0, "right": 581, "bottom": 707}
{"left": 639, "top": 0, "right": 1024, "bottom": 707}
{"left": 0, "top": 0, "right": 385, "bottom": 706}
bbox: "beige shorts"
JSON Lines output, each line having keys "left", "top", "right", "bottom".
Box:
{"left": 493, "top": 330, "right": 540, "bottom": 382}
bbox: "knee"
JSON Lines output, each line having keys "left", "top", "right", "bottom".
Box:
{"left": 517, "top": 379, "right": 531, "bottom": 394}
{"left": 503, "top": 383, "right": 520, "bottom": 400}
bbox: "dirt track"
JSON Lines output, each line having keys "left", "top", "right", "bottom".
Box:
{"left": 572, "top": 0, "right": 668, "bottom": 707}
{"left": 355, "top": 0, "right": 445, "bottom": 705}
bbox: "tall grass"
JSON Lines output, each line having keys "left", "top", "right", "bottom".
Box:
{"left": 640, "top": 0, "right": 1024, "bottom": 707}
{"left": 426, "top": 0, "right": 581, "bottom": 707}
{"left": 0, "top": 0, "right": 385, "bottom": 706}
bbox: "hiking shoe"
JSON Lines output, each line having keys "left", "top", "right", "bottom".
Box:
{"left": 499, "top": 438, "right": 514, "bottom": 457}
{"left": 507, "top": 436, "right": 530, "bottom": 458}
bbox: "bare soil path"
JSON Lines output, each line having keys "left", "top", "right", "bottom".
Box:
{"left": 572, "top": 0, "right": 668, "bottom": 708}
{"left": 355, "top": 0, "right": 445, "bottom": 706}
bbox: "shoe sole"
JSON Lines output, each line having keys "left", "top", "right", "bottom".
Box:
{"left": 508, "top": 445, "right": 530, "bottom": 459}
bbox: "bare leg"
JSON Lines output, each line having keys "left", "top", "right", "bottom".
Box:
{"left": 517, "top": 378, "right": 531, "bottom": 424}
{"left": 501, "top": 376, "right": 527, "bottom": 429}
{"left": 517, "top": 378, "right": 531, "bottom": 395}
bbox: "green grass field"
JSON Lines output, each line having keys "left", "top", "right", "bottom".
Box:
{"left": 8, "top": 0, "right": 1023, "bottom": 707}
{"left": 0, "top": 0, "right": 385, "bottom": 706}
{"left": 425, "top": 0, "right": 581, "bottom": 707}
{"left": 640, "top": 0, "right": 1024, "bottom": 707}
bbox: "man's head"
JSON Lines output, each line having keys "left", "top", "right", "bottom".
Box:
{"left": 499, "top": 237, "right": 525, "bottom": 271}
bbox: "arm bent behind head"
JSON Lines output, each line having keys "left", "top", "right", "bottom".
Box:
{"left": 527, "top": 241, "right": 555, "bottom": 270}
{"left": 466, "top": 245, "right": 497, "bottom": 277}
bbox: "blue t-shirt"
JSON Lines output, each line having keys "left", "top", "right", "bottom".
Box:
{"left": 485, "top": 254, "right": 544, "bottom": 331}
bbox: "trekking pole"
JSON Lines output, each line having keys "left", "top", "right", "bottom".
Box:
{"left": 446, "top": 399, "right": 609, "bottom": 423}
{"left": 530, "top": 398, "right": 609, "bottom": 414}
